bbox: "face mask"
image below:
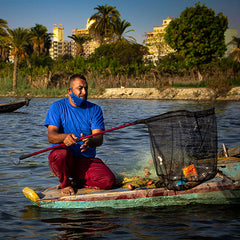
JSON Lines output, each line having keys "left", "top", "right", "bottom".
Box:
{"left": 69, "top": 88, "right": 87, "bottom": 107}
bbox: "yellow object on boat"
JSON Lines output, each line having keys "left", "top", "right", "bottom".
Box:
{"left": 121, "top": 176, "right": 157, "bottom": 188}
{"left": 22, "top": 187, "right": 40, "bottom": 202}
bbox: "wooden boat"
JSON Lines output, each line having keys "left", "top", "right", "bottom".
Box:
{"left": 0, "top": 98, "right": 31, "bottom": 113}
{"left": 23, "top": 156, "right": 240, "bottom": 209}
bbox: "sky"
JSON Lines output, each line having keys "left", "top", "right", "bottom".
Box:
{"left": 1, "top": 0, "right": 240, "bottom": 44}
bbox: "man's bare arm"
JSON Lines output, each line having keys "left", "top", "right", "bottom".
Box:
{"left": 47, "top": 125, "right": 77, "bottom": 146}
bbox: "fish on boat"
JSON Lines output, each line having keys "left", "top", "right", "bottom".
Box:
{"left": 22, "top": 156, "right": 240, "bottom": 209}
{"left": 0, "top": 98, "right": 31, "bottom": 113}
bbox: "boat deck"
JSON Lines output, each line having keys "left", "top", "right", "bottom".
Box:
{"left": 39, "top": 175, "right": 239, "bottom": 201}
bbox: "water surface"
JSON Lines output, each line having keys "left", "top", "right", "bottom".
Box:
{"left": 0, "top": 97, "right": 239, "bottom": 239}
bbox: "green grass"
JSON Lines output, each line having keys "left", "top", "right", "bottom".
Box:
{"left": 1, "top": 73, "right": 239, "bottom": 98}
{"left": 28, "top": 87, "right": 67, "bottom": 97}
{"left": 172, "top": 81, "right": 206, "bottom": 88}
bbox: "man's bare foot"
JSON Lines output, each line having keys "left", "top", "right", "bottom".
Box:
{"left": 58, "top": 185, "right": 75, "bottom": 196}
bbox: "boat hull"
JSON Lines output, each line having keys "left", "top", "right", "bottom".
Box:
{"left": 23, "top": 157, "right": 240, "bottom": 209}
{"left": 0, "top": 98, "right": 30, "bottom": 113}
{"left": 28, "top": 183, "right": 240, "bottom": 209}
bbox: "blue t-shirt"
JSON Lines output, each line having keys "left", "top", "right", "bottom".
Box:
{"left": 44, "top": 98, "right": 105, "bottom": 158}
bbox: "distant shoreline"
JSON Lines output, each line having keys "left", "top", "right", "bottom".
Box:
{"left": 1, "top": 87, "right": 240, "bottom": 101}
{"left": 94, "top": 87, "right": 240, "bottom": 101}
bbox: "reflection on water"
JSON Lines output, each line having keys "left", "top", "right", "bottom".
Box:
{"left": 0, "top": 97, "right": 240, "bottom": 239}
{"left": 19, "top": 204, "right": 240, "bottom": 240}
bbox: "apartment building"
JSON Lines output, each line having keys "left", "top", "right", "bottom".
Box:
{"left": 224, "top": 28, "right": 238, "bottom": 57}
{"left": 49, "top": 24, "right": 72, "bottom": 59}
{"left": 146, "top": 17, "right": 239, "bottom": 62}
{"left": 145, "top": 17, "right": 175, "bottom": 61}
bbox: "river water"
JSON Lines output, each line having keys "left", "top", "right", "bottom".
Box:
{"left": 0, "top": 97, "right": 240, "bottom": 240}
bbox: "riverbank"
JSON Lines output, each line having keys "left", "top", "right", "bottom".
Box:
{"left": 1, "top": 87, "right": 240, "bottom": 101}
{"left": 94, "top": 87, "right": 240, "bottom": 101}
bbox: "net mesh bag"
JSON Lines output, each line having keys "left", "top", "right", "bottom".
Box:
{"left": 142, "top": 108, "right": 217, "bottom": 191}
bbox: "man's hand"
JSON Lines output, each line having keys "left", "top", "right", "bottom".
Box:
{"left": 48, "top": 125, "right": 78, "bottom": 146}
{"left": 79, "top": 129, "right": 103, "bottom": 152}
{"left": 80, "top": 133, "right": 91, "bottom": 152}
{"left": 63, "top": 134, "right": 77, "bottom": 147}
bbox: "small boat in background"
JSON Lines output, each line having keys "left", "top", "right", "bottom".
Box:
{"left": 0, "top": 98, "right": 31, "bottom": 113}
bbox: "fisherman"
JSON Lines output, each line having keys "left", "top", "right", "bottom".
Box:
{"left": 44, "top": 73, "right": 115, "bottom": 196}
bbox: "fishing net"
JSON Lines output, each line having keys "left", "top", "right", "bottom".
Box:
{"left": 140, "top": 108, "right": 218, "bottom": 191}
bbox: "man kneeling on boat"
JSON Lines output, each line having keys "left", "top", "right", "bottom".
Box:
{"left": 44, "top": 73, "right": 115, "bottom": 196}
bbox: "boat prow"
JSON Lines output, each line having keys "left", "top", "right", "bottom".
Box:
{"left": 23, "top": 187, "right": 41, "bottom": 203}
{"left": 0, "top": 98, "right": 31, "bottom": 113}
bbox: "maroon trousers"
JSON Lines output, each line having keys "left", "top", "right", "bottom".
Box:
{"left": 48, "top": 147, "right": 115, "bottom": 190}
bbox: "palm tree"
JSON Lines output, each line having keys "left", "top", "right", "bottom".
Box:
{"left": 7, "top": 27, "right": 31, "bottom": 90}
{"left": 231, "top": 37, "right": 240, "bottom": 48}
{"left": 68, "top": 34, "right": 92, "bottom": 57}
{"left": 44, "top": 33, "right": 52, "bottom": 56}
{"left": 30, "top": 24, "right": 52, "bottom": 56}
{"left": 230, "top": 37, "right": 240, "bottom": 63}
{"left": 89, "top": 4, "right": 120, "bottom": 45}
{"left": 0, "top": 19, "right": 8, "bottom": 29}
{"left": 231, "top": 48, "right": 240, "bottom": 63}
{"left": 113, "top": 19, "right": 136, "bottom": 43}
{"left": 0, "top": 19, "right": 9, "bottom": 61}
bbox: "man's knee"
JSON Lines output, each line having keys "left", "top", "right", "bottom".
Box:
{"left": 85, "top": 159, "right": 116, "bottom": 189}
{"left": 93, "top": 169, "right": 115, "bottom": 189}
{"left": 49, "top": 148, "right": 71, "bottom": 163}
{"left": 100, "top": 174, "right": 115, "bottom": 189}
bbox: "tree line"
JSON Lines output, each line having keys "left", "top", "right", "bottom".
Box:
{"left": 0, "top": 3, "right": 240, "bottom": 97}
